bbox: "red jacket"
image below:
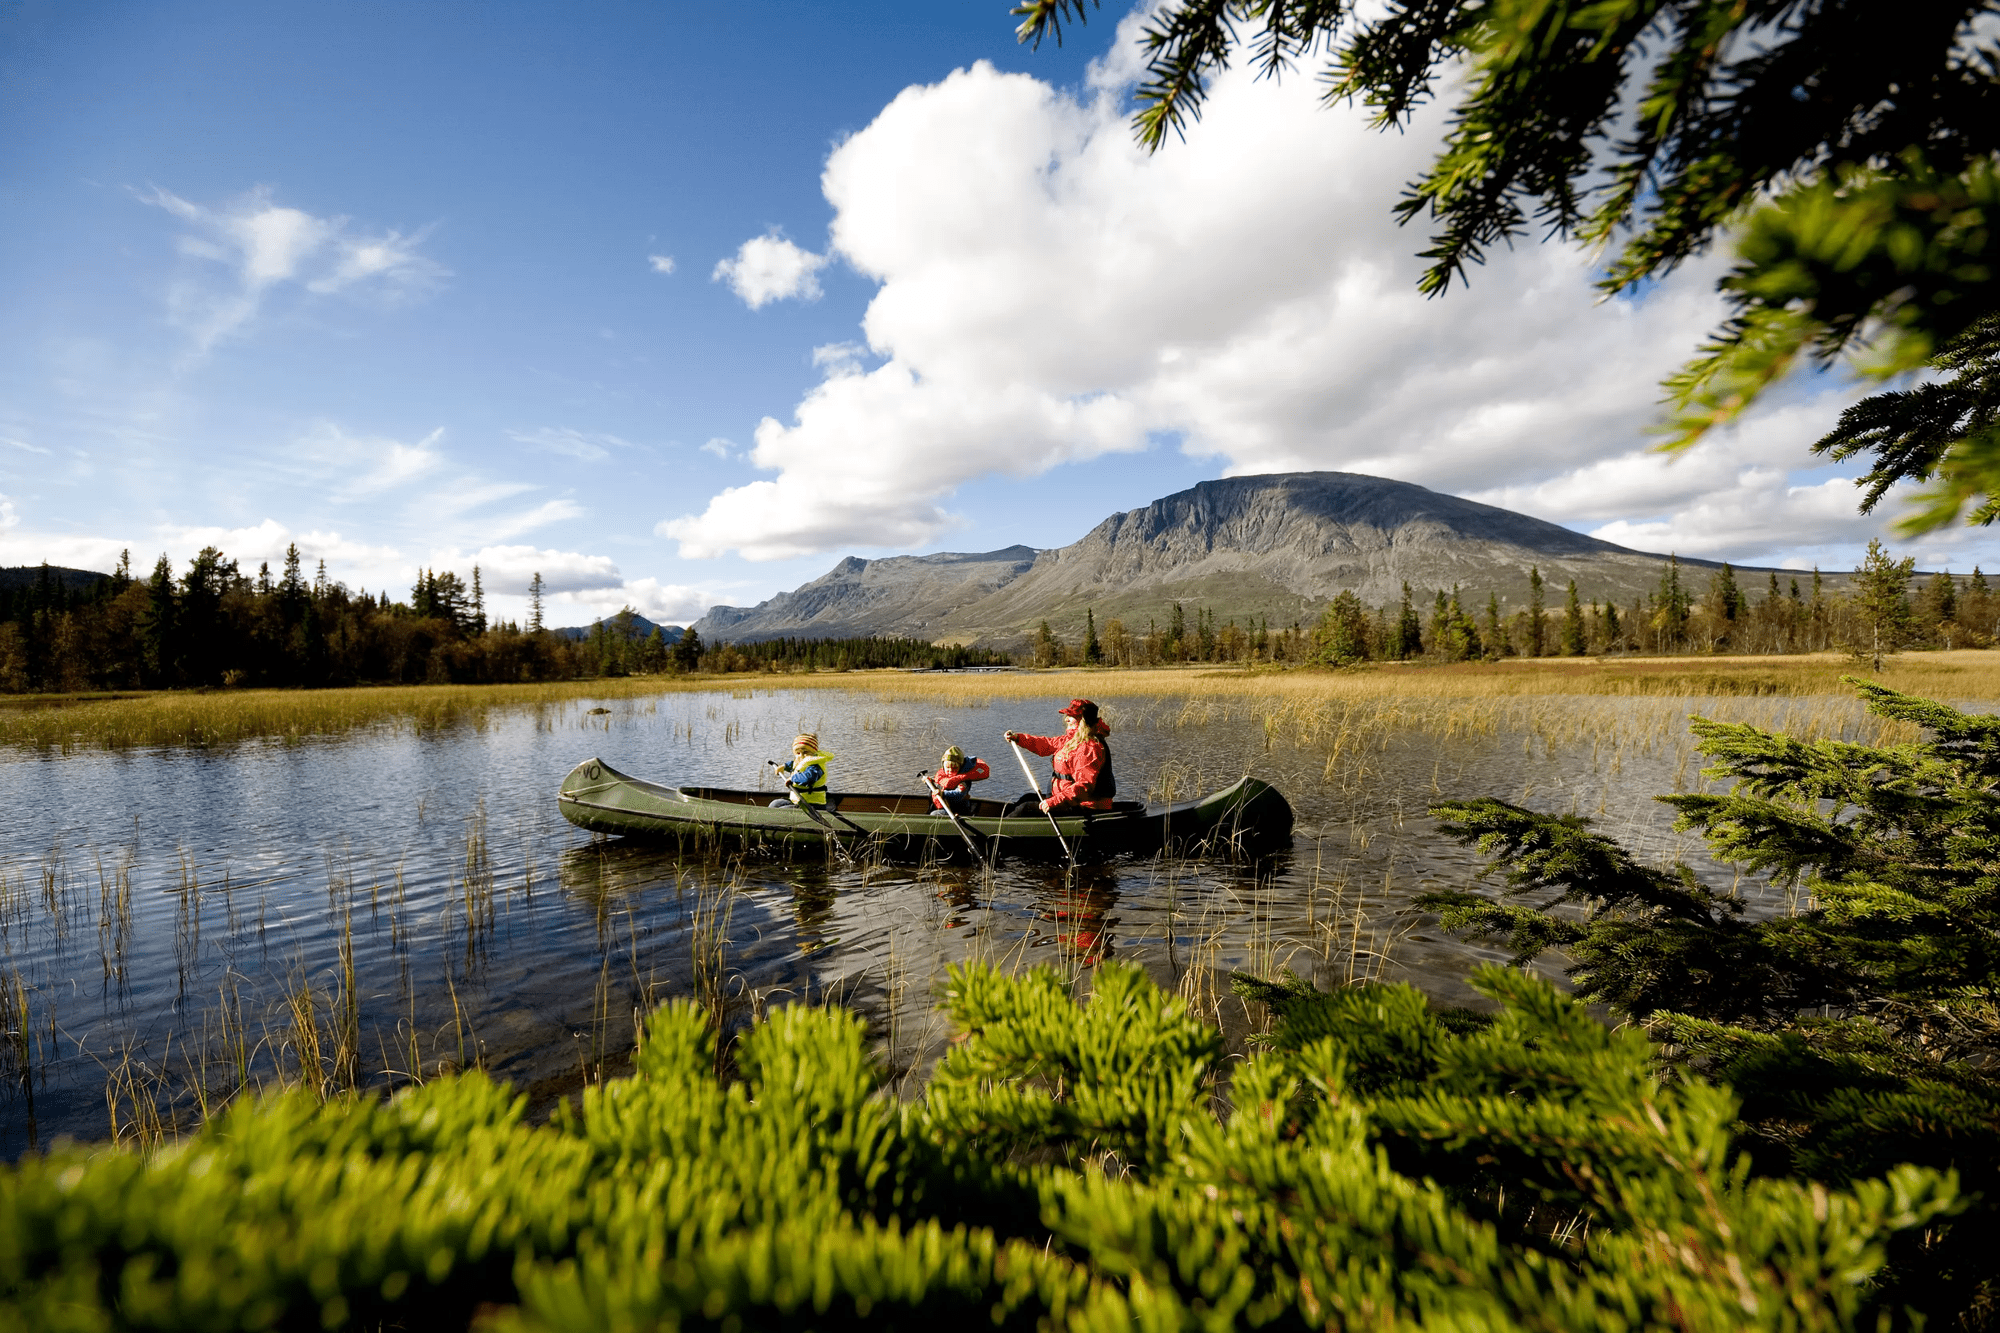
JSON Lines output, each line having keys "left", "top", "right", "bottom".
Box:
{"left": 931, "top": 757, "right": 989, "bottom": 806}
{"left": 1013, "top": 727, "right": 1112, "bottom": 809}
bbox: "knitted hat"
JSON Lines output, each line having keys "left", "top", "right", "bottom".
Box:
{"left": 793, "top": 732, "right": 819, "bottom": 753}
{"left": 943, "top": 745, "right": 965, "bottom": 765}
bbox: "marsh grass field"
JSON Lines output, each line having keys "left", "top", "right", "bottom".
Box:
{"left": 5, "top": 649, "right": 1996, "bottom": 752}
{"left": 0, "top": 650, "right": 1995, "bottom": 1155}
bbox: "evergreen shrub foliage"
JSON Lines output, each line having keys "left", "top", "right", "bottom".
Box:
{"left": 0, "top": 955, "right": 1960, "bottom": 1330}
{"left": 1426, "top": 678, "right": 2000, "bottom": 1326}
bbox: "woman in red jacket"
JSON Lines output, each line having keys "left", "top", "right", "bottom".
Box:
{"left": 1004, "top": 698, "right": 1114, "bottom": 814}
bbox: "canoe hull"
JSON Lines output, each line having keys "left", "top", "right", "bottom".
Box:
{"left": 556, "top": 759, "right": 1292, "bottom": 860}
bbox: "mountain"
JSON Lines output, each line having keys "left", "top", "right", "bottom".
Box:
{"left": 552, "top": 612, "right": 682, "bottom": 643}
{"left": 695, "top": 546, "right": 1039, "bottom": 644}
{"left": 689, "top": 472, "right": 1832, "bottom": 648}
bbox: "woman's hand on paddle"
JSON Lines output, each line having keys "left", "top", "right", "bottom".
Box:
{"left": 1003, "top": 730, "right": 1020, "bottom": 743}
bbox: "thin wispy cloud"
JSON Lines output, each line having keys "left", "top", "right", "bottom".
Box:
{"left": 312, "top": 425, "right": 449, "bottom": 497}
{"left": 699, "top": 437, "right": 735, "bottom": 459}
{"left": 712, "top": 229, "right": 827, "bottom": 309}
{"left": 485, "top": 498, "right": 586, "bottom": 542}
{"left": 507, "top": 426, "right": 633, "bottom": 462}
{"left": 648, "top": 254, "right": 676, "bottom": 274}
{"left": 1, "top": 436, "right": 52, "bottom": 456}
{"left": 428, "top": 480, "right": 539, "bottom": 520}
{"left": 142, "top": 185, "right": 447, "bottom": 354}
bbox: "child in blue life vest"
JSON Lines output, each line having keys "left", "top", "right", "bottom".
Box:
{"left": 770, "top": 732, "right": 833, "bottom": 808}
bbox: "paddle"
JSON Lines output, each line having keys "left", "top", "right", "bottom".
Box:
{"left": 766, "top": 758, "right": 856, "bottom": 866}
{"left": 1008, "top": 739, "right": 1075, "bottom": 866}
{"left": 918, "top": 770, "right": 990, "bottom": 862}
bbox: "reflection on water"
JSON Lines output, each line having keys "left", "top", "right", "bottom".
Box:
{"left": 0, "top": 685, "right": 1905, "bottom": 1154}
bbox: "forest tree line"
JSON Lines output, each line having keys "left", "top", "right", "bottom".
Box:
{"left": 0, "top": 548, "right": 1008, "bottom": 693}
{"left": 1, "top": 539, "right": 1985, "bottom": 691}
{"left": 1034, "top": 545, "right": 1993, "bottom": 668}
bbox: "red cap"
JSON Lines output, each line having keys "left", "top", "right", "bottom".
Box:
{"left": 1059, "top": 698, "right": 1096, "bottom": 719}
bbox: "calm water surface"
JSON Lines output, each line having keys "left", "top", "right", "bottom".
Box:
{"left": 0, "top": 684, "right": 1882, "bottom": 1155}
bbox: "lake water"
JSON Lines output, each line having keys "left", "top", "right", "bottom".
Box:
{"left": 0, "top": 683, "right": 1893, "bottom": 1155}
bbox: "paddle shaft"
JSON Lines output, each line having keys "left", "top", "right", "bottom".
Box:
{"left": 1008, "top": 740, "right": 1074, "bottom": 864}
{"left": 919, "top": 771, "right": 989, "bottom": 861}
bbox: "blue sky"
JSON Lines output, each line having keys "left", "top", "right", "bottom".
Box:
{"left": 4, "top": 1, "right": 1994, "bottom": 628}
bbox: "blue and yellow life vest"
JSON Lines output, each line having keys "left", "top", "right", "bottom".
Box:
{"left": 782, "top": 751, "right": 833, "bottom": 806}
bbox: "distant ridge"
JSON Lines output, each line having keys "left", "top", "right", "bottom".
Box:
{"left": 551, "top": 612, "right": 682, "bottom": 643}
{"left": 686, "top": 472, "right": 1837, "bottom": 649}
{"left": 0, "top": 565, "right": 111, "bottom": 594}
{"left": 696, "top": 546, "right": 1039, "bottom": 644}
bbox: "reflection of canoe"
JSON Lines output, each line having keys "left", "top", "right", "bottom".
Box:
{"left": 556, "top": 758, "right": 1293, "bottom": 859}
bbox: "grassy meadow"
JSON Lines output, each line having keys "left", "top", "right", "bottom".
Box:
{"left": 3, "top": 649, "right": 1994, "bottom": 752}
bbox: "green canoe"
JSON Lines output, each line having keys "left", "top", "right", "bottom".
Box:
{"left": 557, "top": 758, "right": 1293, "bottom": 860}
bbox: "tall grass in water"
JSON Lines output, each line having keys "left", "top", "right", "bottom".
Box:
{"left": 689, "top": 871, "right": 739, "bottom": 1078}
{"left": 872, "top": 651, "right": 2000, "bottom": 705}
{"left": 0, "top": 676, "right": 770, "bottom": 752}
{"left": 0, "top": 968, "right": 37, "bottom": 1149}
{"left": 11, "top": 650, "right": 1996, "bottom": 752}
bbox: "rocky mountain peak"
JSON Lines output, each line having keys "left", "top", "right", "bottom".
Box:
{"left": 691, "top": 471, "right": 1784, "bottom": 648}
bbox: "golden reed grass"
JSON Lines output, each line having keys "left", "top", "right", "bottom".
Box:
{"left": 2, "top": 651, "right": 1994, "bottom": 752}
{"left": 0, "top": 676, "right": 761, "bottom": 751}
{"left": 867, "top": 650, "right": 2000, "bottom": 705}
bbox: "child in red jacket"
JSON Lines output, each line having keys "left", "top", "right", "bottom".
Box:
{"left": 930, "top": 745, "right": 990, "bottom": 815}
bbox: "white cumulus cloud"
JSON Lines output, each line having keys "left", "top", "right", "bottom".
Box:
{"left": 661, "top": 21, "right": 1967, "bottom": 569}
{"left": 648, "top": 254, "right": 677, "bottom": 274}
{"left": 443, "top": 544, "right": 622, "bottom": 595}
{"left": 157, "top": 519, "right": 403, "bottom": 571}
{"left": 443, "top": 545, "right": 713, "bottom": 627}
{"left": 712, "top": 230, "right": 828, "bottom": 309}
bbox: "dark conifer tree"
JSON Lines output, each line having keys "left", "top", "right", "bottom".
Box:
{"left": 1560, "top": 580, "right": 1585, "bottom": 656}
{"left": 1852, "top": 538, "right": 1916, "bottom": 670}
{"left": 1482, "top": 591, "right": 1505, "bottom": 657}
{"left": 1709, "top": 562, "right": 1743, "bottom": 622}
{"left": 1395, "top": 581, "right": 1422, "bottom": 659}
{"left": 138, "top": 554, "right": 177, "bottom": 686}
{"left": 1525, "top": 566, "right": 1545, "bottom": 657}
{"left": 1654, "top": 556, "right": 1689, "bottom": 651}
{"left": 1314, "top": 591, "right": 1369, "bottom": 663}
{"left": 1921, "top": 570, "right": 1958, "bottom": 639}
